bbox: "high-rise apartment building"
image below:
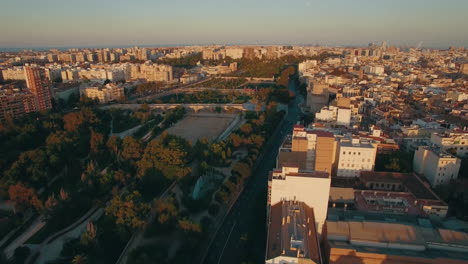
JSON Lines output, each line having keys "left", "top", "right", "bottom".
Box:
{"left": 24, "top": 66, "right": 52, "bottom": 111}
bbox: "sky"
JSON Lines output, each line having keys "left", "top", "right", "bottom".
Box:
{"left": 1, "top": 0, "right": 467, "bottom": 49}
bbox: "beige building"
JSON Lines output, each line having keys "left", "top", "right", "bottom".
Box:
{"left": 78, "top": 68, "right": 108, "bottom": 80}
{"left": 266, "top": 201, "right": 323, "bottom": 264}
{"left": 129, "top": 63, "right": 173, "bottom": 82}
{"left": 80, "top": 83, "right": 124, "bottom": 103}
{"left": 2, "top": 67, "right": 26, "bottom": 80}
{"left": 327, "top": 220, "right": 468, "bottom": 264}
{"left": 413, "top": 146, "right": 461, "bottom": 186}
{"left": 268, "top": 165, "right": 331, "bottom": 235}
{"left": 225, "top": 48, "right": 243, "bottom": 59}
{"left": 277, "top": 126, "right": 337, "bottom": 175}
{"left": 431, "top": 131, "right": 468, "bottom": 158}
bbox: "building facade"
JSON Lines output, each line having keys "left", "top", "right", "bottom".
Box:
{"left": 413, "top": 146, "right": 461, "bottom": 186}
{"left": 24, "top": 66, "right": 52, "bottom": 111}
{"left": 336, "top": 137, "right": 377, "bottom": 177}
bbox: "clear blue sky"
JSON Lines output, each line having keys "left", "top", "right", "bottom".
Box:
{"left": 1, "top": 0, "right": 467, "bottom": 48}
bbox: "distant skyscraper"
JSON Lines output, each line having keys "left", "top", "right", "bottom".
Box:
{"left": 24, "top": 66, "right": 52, "bottom": 111}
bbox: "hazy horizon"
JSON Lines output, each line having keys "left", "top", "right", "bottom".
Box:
{"left": 1, "top": 0, "right": 468, "bottom": 49}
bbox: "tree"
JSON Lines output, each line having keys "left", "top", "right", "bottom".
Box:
{"left": 232, "top": 162, "right": 251, "bottom": 180}
{"left": 89, "top": 129, "right": 104, "bottom": 154}
{"left": 384, "top": 158, "right": 401, "bottom": 172}
{"left": 177, "top": 219, "right": 201, "bottom": 233}
{"left": 137, "top": 134, "right": 192, "bottom": 179}
{"left": 121, "top": 136, "right": 143, "bottom": 161}
{"left": 153, "top": 198, "right": 178, "bottom": 224}
{"left": 239, "top": 124, "right": 253, "bottom": 135}
{"left": 63, "top": 109, "right": 99, "bottom": 132}
{"left": 105, "top": 191, "right": 150, "bottom": 229}
{"left": 45, "top": 194, "right": 58, "bottom": 210}
{"left": 106, "top": 136, "right": 121, "bottom": 157}
{"left": 114, "top": 169, "right": 131, "bottom": 185}
{"left": 6, "top": 148, "right": 50, "bottom": 187}
{"left": 80, "top": 221, "right": 97, "bottom": 246}
{"left": 72, "top": 254, "right": 88, "bottom": 264}
{"left": 230, "top": 133, "right": 244, "bottom": 148}
{"left": 8, "top": 183, "right": 42, "bottom": 212}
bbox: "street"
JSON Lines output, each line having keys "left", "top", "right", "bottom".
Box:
{"left": 202, "top": 80, "right": 302, "bottom": 264}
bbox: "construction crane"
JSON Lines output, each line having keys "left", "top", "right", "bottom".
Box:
{"left": 416, "top": 41, "right": 423, "bottom": 50}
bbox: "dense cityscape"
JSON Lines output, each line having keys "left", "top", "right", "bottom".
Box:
{"left": 1, "top": 1, "right": 468, "bottom": 264}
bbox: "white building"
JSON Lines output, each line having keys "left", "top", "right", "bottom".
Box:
{"left": 413, "top": 146, "right": 461, "bottom": 186}
{"left": 337, "top": 108, "right": 351, "bottom": 127}
{"left": 315, "top": 106, "right": 336, "bottom": 122}
{"left": 315, "top": 105, "right": 351, "bottom": 127}
{"left": 298, "top": 60, "right": 318, "bottom": 75}
{"left": 363, "top": 65, "right": 385, "bottom": 75}
{"left": 336, "top": 137, "right": 377, "bottom": 178}
{"left": 430, "top": 131, "right": 468, "bottom": 158}
{"left": 268, "top": 166, "right": 330, "bottom": 235}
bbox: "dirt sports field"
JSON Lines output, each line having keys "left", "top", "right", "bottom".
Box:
{"left": 165, "top": 113, "right": 238, "bottom": 144}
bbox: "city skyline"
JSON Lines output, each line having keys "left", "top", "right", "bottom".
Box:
{"left": 1, "top": 0, "right": 468, "bottom": 49}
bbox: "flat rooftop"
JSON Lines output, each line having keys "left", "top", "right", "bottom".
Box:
{"left": 327, "top": 219, "right": 468, "bottom": 261}
{"left": 360, "top": 171, "right": 443, "bottom": 201}
{"left": 339, "top": 140, "right": 374, "bottom": 149}
{"left": 354, "top": 190, "right": 427, "bottom": 216}
{"left": 267, "top": 201, "right": 321, "bottom": 263}
{"left": 270, "top": 169, "right": 329, "bottom": 180}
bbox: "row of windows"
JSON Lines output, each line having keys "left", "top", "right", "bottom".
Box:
{"left": 340, "top": 158, "right": 372, "bottom": 163}
{"left": 343, "top": 151, "right": 363, "bottom": 155}
{"left": 340, "top": 163, "right": 371, "bottom": 169}
{"left": 437, "top": 173, "right": 455, "bottom": 178}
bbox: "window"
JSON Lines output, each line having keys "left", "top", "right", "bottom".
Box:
{"left": 353, "top": 152, "right": 356, "bottom": 155}
{"left": 349, "top": 152, "right": 351, "bottom": 155}
{"left": 343, "top": 151, "right": 346, "bottom": 155}
{"left": 358, "top": 152, "right": 361, "bottom": 155}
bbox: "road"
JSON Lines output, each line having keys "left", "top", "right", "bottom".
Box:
{"left": 202, "top": 80, "right": 302, "bottom": 264}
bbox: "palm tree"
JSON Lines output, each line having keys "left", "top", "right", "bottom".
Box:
{"left": 72, "top": 254, "right": 88, "bottom": 264}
